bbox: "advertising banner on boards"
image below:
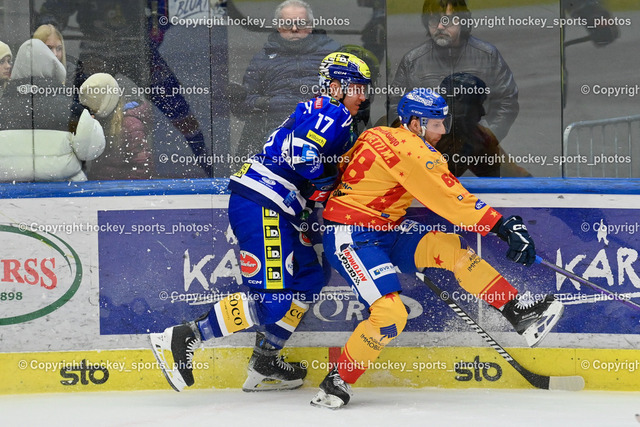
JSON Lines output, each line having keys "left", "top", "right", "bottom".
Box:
{"left": 97, "top": 205, "right": 640, "bottom": 336}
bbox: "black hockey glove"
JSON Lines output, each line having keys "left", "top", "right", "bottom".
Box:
{"left": 302, "top": 163, "right": 339, "bottom": 203}
{"left": 496, "top": 215, "right": 536, "bottom": 267}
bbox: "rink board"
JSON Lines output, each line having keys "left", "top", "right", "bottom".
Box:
{"left": 2, "top": 178, "right": 640, "bottom": 393}
{"left": 2, "top": 346, "right": 640, "bottom": 394}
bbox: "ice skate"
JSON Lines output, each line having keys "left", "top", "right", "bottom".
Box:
{"left": 502, "top": 293, "right": 564, "bottom": 347}
{"left": 242, "top": 354, "right": 307, "bottom": 391}
{"left": 242, "top": 333, "right": 307, "bottom": 392}
{"left": 310, "top": 367, "right": 352, "bottom": 409}
{"left": 149, "top": 323, "right": 201, "bottom": 392}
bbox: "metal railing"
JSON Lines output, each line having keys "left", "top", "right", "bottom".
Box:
{"left": 562, "top": 114, "right": 640, "bottom": 177}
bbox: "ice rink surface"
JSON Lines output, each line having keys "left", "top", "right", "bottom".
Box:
{"left": 4, "top": 388, "right": 640, "bottom": 427}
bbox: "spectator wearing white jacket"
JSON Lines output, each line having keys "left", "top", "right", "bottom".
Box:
{"left": 0, "top": 39, "right": 117, "bottom": 182}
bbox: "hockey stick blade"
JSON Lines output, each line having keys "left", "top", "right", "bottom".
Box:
{"left": 417, "top": 273, "right": 584, "bottom": 391}
{"left": 535, "top": 256, "right": 640, "bottom": 311}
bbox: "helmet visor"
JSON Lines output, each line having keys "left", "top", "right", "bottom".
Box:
{"left": 421, "top": 116, "right": 452, "bottom": 134}
{"left": 344, "top": 82, "right": 370, "bottom": 98}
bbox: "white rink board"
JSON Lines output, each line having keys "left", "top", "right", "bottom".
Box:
{"left": 1, "top": 188, "right": 640, "bottom": 353}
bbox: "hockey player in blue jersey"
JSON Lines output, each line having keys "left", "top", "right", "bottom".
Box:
{"left": 150, "top": 52, "right": 371, "bottom": 392}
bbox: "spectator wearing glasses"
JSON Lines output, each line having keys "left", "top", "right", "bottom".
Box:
{"left": 232, "top": 0, "right": 341, "bottom": 159}
{"left": 391, "top": 0, "right": 519, "bottom": 142}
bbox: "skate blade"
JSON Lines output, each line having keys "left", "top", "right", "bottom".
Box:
{"left": 310, "top": 390, "right": 346, "bottom": 409}
{"left": 523, "top": 301, "right": 565, "bottom": 347}
{"left": 242, "top": 370, "right": 303, "bottom": 392}
{"left": 149, "top": 333, "right": 187, "bottom": 392}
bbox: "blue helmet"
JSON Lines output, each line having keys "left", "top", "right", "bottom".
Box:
{"left": 318, "top": 52, "right": 372, "bottom": 94}
{"left": 397, "top": 88, "right": 451, "bottom": 132}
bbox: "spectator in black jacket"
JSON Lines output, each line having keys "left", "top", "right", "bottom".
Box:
{"left": 391, "top": 0, "right": 519, "bottom": 142}
{"left": 233, "top": 0, "right": 341, "bottom": 159}
{"left": 437, "top": 72, "right": 530, "bottom": 177}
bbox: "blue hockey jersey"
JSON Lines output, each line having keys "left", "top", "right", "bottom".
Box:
{"left": 229, "top": 95, "right": 354, "bottom": 222}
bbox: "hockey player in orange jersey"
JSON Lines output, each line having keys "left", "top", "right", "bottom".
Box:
{"left": 310, "top": 88, "right": 564, "bottom": 409}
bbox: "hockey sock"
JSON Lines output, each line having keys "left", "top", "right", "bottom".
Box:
{"left": 262, "top": 299, "right": 309, "bottom": 349}
{"left": 196, "top": 293, "right": 257, "bottom": 340}
{"left": 415, "top": 232, "right": 517, "bottom": 309}
{"left": 453, "top": 249, "right": 518, "bottom": 309}
{"left": 337, "top": 292, "right": 407, "bottom": 384}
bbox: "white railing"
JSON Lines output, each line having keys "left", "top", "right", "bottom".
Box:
{"left": 562, "top": 114, "right": 640, "bottom": 177}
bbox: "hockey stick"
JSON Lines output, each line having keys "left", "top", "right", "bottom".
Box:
{"left": 416, "top": 272, "right": 585, "bottom": 391}
{"left": 563, "top": 35, "right": 593, "bottom": 48}
{"left": 535, "top": 256, "right": 640, "bottom": 311}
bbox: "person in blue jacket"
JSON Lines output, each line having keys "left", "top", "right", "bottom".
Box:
{"left": 150, "top": 52, "right": 371, "bottom": 392}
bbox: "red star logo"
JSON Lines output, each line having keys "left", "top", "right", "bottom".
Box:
{"left": 385, "top": 293, "right": 397, "bottom": 301}
{"left": 429, "top": 229, "right": 439, "bottom": 235}
{"left": 407, "top": 152, "right": 412, "bottom": 157}
{"left": 433, "top": 255, "right": 444, "bottom": 266}
{"left": 399, "top": 172, "right": 405, "bottom": 177}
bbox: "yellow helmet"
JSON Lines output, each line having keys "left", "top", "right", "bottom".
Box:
{"left": 318, "top": 52, "right": 371, "bottom": 93}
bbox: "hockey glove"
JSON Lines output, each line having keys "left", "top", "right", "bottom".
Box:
{"left": 497, "top": 215, "right": 536, "bottom": 267}
{"left": 303, "top": 163, "right": 339, "bottom": 203}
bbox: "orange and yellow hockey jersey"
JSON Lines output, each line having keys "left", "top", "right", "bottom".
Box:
{"left": 323, "top": 126, "right": 502, "bottom": 235}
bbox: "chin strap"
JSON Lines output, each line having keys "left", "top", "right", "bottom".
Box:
{"left": 325, "top": 89, "right": 345, "bottom": 104}
{"left": 403, "top": 123, "right": 426, "bottom": 139}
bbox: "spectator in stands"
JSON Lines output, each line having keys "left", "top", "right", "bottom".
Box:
{"left": 233, "top": 0, "right": 341, "bottom": 159}
{"left": 0, "top": 40, "right": 111, "bottom": 182}
{"left": 391, "top": 0, "right": 519, "bottom": 142}
{"left": 33, "top": 24, "right": 65, "bottom": 66}
{"left": 37, "top": 0, "right": 213, "bottom": 177}
{"left": 33, "top": 24, "right": 78, "bottom": 86}
{"left": 84, "top": 74, "right": 155, "bottom": 180}
{"left": 0, "top": 41, "right": 11, "bottom": 98}
{"left": 437, "top": 72, "right": 530, "bottom": 177}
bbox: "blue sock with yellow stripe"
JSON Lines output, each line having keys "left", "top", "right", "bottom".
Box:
{"left": 197, "top": 293, "right": 258, "bottom": 340}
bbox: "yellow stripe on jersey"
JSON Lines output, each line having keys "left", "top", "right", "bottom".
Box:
{"left": 262, "top": 208, "right": 284, "bottom": 290}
